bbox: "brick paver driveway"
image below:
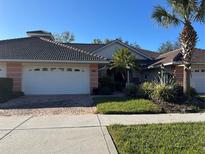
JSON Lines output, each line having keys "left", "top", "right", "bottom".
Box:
{"left": 0, "top": 95, "right": 96, "bottom": 116}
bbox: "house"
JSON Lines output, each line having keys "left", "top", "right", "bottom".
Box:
{"left": 0, "top": 30, "right": 204, "bottom": 95}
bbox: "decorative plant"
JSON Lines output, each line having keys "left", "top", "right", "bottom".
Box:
{"left": 110, "top": 48, "right": 138, "bottom": 86}
{"left": 152, "top": 0, "right": 205, "bottom": 96}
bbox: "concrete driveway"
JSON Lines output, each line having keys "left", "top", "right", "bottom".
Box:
{"left": 0, "top": 95, "right": 96, "bottom": 116}
{"left": 0, "top": 115, "right": 117, "bottom": 154}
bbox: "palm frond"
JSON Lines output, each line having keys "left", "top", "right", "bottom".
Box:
{"left": 152, "top": 6, "right": 181, "bottom": 27}
{"left": 110, "top": 48, "right": 138, "bottom": 71}
{"left": 195, "top": 0, "right": 205, "bottom": 22}
{"left": 167, "top": 0, "right": 198, "bottom": 21}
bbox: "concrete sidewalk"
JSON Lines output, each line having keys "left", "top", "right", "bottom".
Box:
{"left": 98, "top": 113, "right": 205, "bottom": 125}
{"left": 0, "top": 113, "right": 205, "bottom": 154}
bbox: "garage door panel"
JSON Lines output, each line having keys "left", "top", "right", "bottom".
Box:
{"left": 22, "top": 66, "right": 90, "bottom": 95}
{"left": 191, "top": 67, "right": 205, "bottom": 93}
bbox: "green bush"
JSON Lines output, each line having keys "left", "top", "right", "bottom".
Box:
{"left": 0, "top": 78, "right": 13, "bottom": 102}
{"left": 140, "top": 82, "right": 155, "bottom": 98}
{"left": 171, "top": 84, "right": 186, "bottom": 102}
{"left": 189, "top": 87, "right": 197, "bottom": 98}
{"left": 97, "top": 76, "right": 115, "bottom": 95}
{"left": 151, "top": 84, "right": 174, "bottom": 102}
{"left": 99, "top": 77, "right": 115, "bottom": 90}
{"left": 140, "top": 82, "right": 187, "bottom": 103}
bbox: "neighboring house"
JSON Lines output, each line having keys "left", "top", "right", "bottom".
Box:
{"left": 0, "top": 30, "right": 204, "bottom": 95}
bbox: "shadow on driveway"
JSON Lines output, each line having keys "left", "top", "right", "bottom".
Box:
{"left": 0, "top": 95, "right": 93, "bottom": 109}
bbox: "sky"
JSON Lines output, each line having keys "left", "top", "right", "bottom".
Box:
{"left": 0, "top": 0, "right": 204, "bottom": 51}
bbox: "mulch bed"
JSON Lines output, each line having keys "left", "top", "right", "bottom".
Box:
{"left": 154, "top": 98, "right": 205, "bottom": 113}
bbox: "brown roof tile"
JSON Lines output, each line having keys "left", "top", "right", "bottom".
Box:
{"left": 0, "top": 37, "right": 108, "bottom": 62}
{"left": 149, "top": 48, "right": 205, "bottom": 67}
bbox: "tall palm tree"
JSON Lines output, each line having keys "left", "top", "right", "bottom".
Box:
{"left": 110, "top": 48, "right": 138, "bottom": 86}
{"left": 152, "top": 0, "right": 205, "bottom": 96}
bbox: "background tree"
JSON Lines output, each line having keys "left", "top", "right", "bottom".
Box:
{"left": 110, "top": 48, "right": 138, "bottom": 86}
{"left": 158, "top": 41, "right": 180, "bottom": 53}
{"left": 53, "top": 32, "right": 75, "bottom": 43}
{"left": 152, "top": 0, "right": 205, "bottom": 96}
{"left": 92, "top": 38, "right": 140, "bottom": 48}
{"left": 92, "top": 39, "right": 103, "bottom": 44}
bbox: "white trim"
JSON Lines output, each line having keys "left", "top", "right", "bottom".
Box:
{"left": 0, "top": 59, "right": 109, "bottom": 64}
{"left": 148, "top": 61, "right": 205, "bottom": 69}
{"left": 93, "top": 40, "right": 153, "bottom": 60}
{"left": 148, "top": 61, "right": 181, "bottom": 69}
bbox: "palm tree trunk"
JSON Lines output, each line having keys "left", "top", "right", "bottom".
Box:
{"left": 183, "top": 66, "right": 191, "bottom": 96}
{"left": 126, "top": 69, "right": 130, "bottom": 86}
{"left": 180, "top": 22, "right": 197, "bottom": 97}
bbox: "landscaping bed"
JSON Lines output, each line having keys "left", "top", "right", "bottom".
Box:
{"left": 94, "top": 97, "right": 161, "bottom": 114}
{"left": 108, "top": 122, "right": 205, "bottom": 154}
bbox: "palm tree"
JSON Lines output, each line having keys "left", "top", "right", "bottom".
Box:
{"left": 152, "top": 0, "right": 205, "bottom": 96}
{"left": 110, "top": 48, "right": 138, "bottom": 86}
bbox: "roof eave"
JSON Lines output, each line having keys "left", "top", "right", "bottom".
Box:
{"left": 148, "top": 61, "right": 181, "bottom": 69}
{"left": 93, "top": 40, "right": 153, "bottom": 60}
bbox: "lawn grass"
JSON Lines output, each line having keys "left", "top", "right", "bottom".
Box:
{"left": 108, "top": 123, "right": 205, "bottom": 154}
{"left": 94, "top": 97, "right": 161, "bottom": 114}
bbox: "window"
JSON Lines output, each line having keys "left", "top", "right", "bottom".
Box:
{"left": 67, "top": 68, "right": 72, "bottom": 72}
{"left": 42, "top": 68, "right": 48, "bottom": 71}
{"left": 195, "top": 70, "right": 200, "bottom": 72}
{"left": 201, "top": 69, "right": 205, "bottom": 72}
{"left": 74, "top": 69, "right": 80, "bottom": 72}
{"left": 34, "top": 68, "right": 40, "bottom": 71}
{"left": 0, "top": 68, "right": 2, "bottom": 71}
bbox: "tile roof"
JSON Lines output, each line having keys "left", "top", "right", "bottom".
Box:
{"left": 0, "top": 37, "right": 108, "bottom": 63}
{"left": 149, "top": 48, "right": 205, "bottom": 67}
{"left": 191, "top": 48, "right": 205, "bottom": 63}
{"left": 67, "top": 43, "right": 105, "bottom": 53}
{"left": 68, "top": 40, "right": 159, "bottom": 60}
{"left": 133, "top": 48, "right": 160, "bottom": 59}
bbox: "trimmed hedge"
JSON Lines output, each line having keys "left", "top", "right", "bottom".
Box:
{"left": 0, "top": 78, "right": 13, "bottom": 102}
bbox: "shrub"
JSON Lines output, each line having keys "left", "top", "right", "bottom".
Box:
{"left": 114, "top": 81, "right": 125, "bottom": 91}
{"left": 99, "top": 77, "right": 115, "bottom": 90}
{"left": 171, "top": 84, "right": 186, "bottom": 102}
{"left": 189, "top": 87, "right": 197, "bottom": 98}
{"left": 140, "top": 82, "right": 156, "bottom": 98}
{"left": 150, "top": 84, "right": 174, "bottom": 102}
{"left": 124, "top": 84, "right": 137, "bottom": 97}
{"left": 13, "top": 91, "right": 24, "bottom": 98}
{"left": 0, "top": 78, "right": 13, "bottom": 102}
{"left": 99, "top": 87, "right": 113, "bottom": 95}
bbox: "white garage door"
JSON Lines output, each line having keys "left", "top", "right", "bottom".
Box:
{"left": 0, "top": 64, "right": 6, "bottom": 77}
{"left": 191, "top": 68, "right": 205, "bottom": 93}
{"left": 22, "top": 65, "right": 90, "bottom": 95}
